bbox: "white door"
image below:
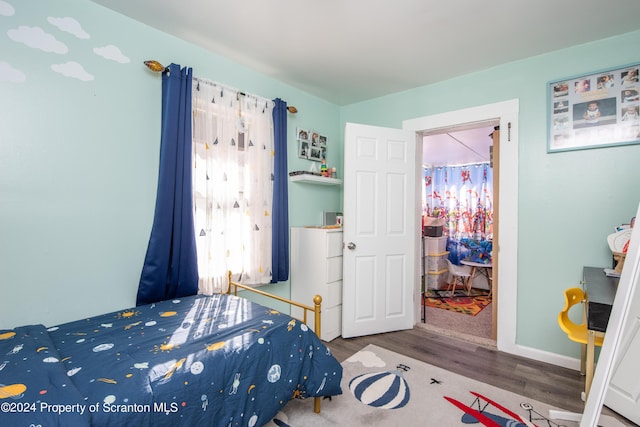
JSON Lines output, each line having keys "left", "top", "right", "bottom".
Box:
{"left": 581, "top": 201, "right": 640, "bottom": 426}
{"left": 603, "top": 273, "right": 640, "bottom": 424}
{"left": 341, "top": 123, "right": 417, "bottom": 338}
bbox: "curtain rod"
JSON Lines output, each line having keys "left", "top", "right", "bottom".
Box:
{"left": 144, "top": 60, "right": 298, "bottom": 114}
{"left": 192, "top": 77, "right": 272, "bottom": 105}
{"left": 423, "top": 162, "right": 490, "bottom": 169}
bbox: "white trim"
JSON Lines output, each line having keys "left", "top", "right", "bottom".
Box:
{"left": 512, "top": 343, "right": 581, "bottom": 371}
{"left": 403, "top": 99, "right": 520, "bottom": 355}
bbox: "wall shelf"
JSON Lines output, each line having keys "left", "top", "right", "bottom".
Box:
{"left": 289, "top": 174, "right": 342, "bottom": 186}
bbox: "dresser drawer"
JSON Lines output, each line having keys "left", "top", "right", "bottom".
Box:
{"left": 326, "top": 231, "right": 343, "bottom": 257}
{"left": 321, "top": 305, "right": 342, "bottom": 341}
{"left": 323, "top": 280, "right": 342, "bottom": 308}
{"left": 326, "top": 256, "right": 343, "bottom": 283}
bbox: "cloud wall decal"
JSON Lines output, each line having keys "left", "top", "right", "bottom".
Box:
{"left": 8, "top": 26, "right": 68, "bottom": 54}
{"left": 48, "top": 16, "right": 90, "bottom": 39}
{"left": 0, "top": 61, "right": 26, "bottom": 83}
{"left": 0, "top": 0, "right": 15, "bottom": 16}
{"left": 51, "top": 61, "right": 94, "bottom": 81}
{"left": 94, "top": 45, "right": 130, "bottom": 64}
{"left": 3, "top": 4, "right": 130, "bottom": 84}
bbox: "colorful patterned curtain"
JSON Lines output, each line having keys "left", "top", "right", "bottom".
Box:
{"left": 422, "top": 163, "right": 494, "bottom": 242}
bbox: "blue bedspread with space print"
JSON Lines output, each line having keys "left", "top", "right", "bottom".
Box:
{"left": 0, "top": 294, "right": 343, "bottom": 426}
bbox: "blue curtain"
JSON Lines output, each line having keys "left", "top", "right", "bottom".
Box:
{"left": 136, "top": 64, "right": 199, "bottom": 305}
{"left": 271, "top": 99, "right": 289, "bottom": 282}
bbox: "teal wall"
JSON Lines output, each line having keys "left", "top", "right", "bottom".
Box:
{"left": 1, "top": 0, "right": 639, "bottom": 362}
{"left": 0, "top": 0, "right": 341, "bottom": 328}
{"left": 339, "top": 31, "right": 640, "bottom": 356}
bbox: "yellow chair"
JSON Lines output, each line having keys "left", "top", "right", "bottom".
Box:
{"left": 557, "top": 287, "right": 605, "bottom": 377}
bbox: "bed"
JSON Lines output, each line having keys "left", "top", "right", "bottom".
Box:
{"left": 0, "top": 277, "right": 343, "bottom": 426}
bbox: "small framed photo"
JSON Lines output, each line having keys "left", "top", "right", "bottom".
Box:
{"left": 547, "top": 62, "right": 640, "bottom": 153}
{"left": 296, "top": 127, "right": 311, "bottom": 159}
{"left": 308, "top": 146, "right": 323, "bottom": 161}
{"left": 298, "top": 140, "right": 309, "bottom": 159}
{"left": 297, "top": 127, "right": 309, "bottom": 142}
{"left": 310, "top": 131, "right": 320, "bottom": 147}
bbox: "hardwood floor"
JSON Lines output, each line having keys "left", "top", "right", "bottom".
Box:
{"left": 325, "top": 327, "right": 635, "bottom": 426}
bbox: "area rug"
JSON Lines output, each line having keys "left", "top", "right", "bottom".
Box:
{"left": 424, "top": 288, "right": 492, "bottom": 316}
{"left": 266, "top": 344, "right": 626, "bottom": 427}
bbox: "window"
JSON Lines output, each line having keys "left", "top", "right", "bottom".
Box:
{"left": 192, "top": 81, "right": 275, "bottom": 293}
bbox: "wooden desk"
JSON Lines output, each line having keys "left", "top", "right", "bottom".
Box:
{"left": 460, "top": 259, "right": 492, "bottom": 295}
{"left": 582, "top": 266, "right": 617, "bottom": 399}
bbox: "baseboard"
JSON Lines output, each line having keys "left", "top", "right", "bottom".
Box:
{"left": 506, "top": 342, "right": 581, "bottom": 371}
{"left": 415, "top": 321, "right": 582, "bottom": 371}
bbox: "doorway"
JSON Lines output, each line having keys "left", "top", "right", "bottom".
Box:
{"left": 419, "top": 121, "right": 498, "bottom": 346}
{"left": 403, "top": 99, "right": 519, "bottom": 353}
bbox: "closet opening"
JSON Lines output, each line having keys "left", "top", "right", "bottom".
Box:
{"left": 418, "top": 120, "right": 499, "bottom": 346}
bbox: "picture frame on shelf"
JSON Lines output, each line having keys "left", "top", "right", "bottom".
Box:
{"left": 547, "top": 62, "right": 640, "bottom": 153}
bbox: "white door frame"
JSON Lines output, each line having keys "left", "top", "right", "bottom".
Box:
{"left": 403, "top": 99, "right": 519, "bottom": 353}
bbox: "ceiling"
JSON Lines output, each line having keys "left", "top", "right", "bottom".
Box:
{"left": 91, "top": 0, "right": 640, "bottom": 106}
{"left": 423, "top": 123, "right": 496, "bottom": 167}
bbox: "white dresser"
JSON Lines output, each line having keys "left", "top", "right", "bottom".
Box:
{"left": 290, "top": 227, "right": 343, "bottom": 341}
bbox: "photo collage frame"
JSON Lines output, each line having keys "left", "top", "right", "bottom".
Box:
{"left": 296, "top": 127, "right": 327, "bottom": 162}
{"left": 548, "top": 62, "right": 640, "bottom": 153}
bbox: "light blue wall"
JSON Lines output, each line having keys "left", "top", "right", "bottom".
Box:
{"left": 2, "top": 0, "right": 639, "bottom": 362}
{"left": 0, "top": 0, "right": 341, "bottom": 328}
{"left": 339, "top": 30, "right": 640, "bottom": 356}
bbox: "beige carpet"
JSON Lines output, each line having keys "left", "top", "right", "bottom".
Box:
{"left": 266, "top": 344, "right": 625, "bottom": 427}
{"left": 420, "top": 301, "right": 494, "bottom": 346}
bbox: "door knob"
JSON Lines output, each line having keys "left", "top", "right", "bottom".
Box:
{"left": 347, "top": 242, "right": 356, "bottom": 250}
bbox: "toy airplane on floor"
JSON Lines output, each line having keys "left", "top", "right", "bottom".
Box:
{"left": 445, "top": 391, "right": 569, "bottom": 427}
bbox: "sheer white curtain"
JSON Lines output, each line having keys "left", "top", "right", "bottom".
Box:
{"left": 192, "top": 78, "right": 275, "bottom": 293}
